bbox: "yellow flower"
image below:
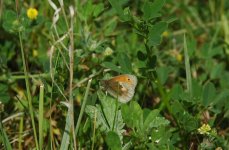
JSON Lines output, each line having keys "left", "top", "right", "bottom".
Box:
{"left": 198, "top": 124, "right": 211, "bottom": 135}
{"left": 33, "top": 49, "right": 38, "bottom": 57}
{"left": 176, "top": 53, "right": 183, "bottom": 62}
{"left": 162, "top": 31, "right": 169, "bottom": 37}
{"left": 27, "top": 8, "right": 38, "bottom": 20}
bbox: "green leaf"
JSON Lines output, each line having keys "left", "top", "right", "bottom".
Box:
{"left": 86, "top": 91, "right": 125, "bottom": 140}
{"left": 104, "top": 19, "right": 117, "bottom": 36}
{"left": 56, "top": 17, "right": 68, "bottom": 35}
{"left": 143, "top": 109, "right": 159, "bottom": 129}
{"left": 108, "top": 0, "right": 130, "bottom": 21}
{"left": 182, "top": 113, "right": 199, "bottom": 132}
{"left": 121, "top": 101, "right": 143, "bottom": 130}
{"left": 93, "top": 3, "right": 104, "bottom": 17}
{"left": 210, "top": 63, "right": 224, "bottom": 79}
{"left": 117, "top": 53, "right": 132, "bottom": 74}
{"left": 202, "top": 82, "right": 216, "bottom": 107}
{"left": 147, "top": 55, "right": 157, "bottom": 69}
{"left": 150, "top": 126, "right": 172, "bottom": 146}
{"left": 142, "top": 0, "right": 165, "bottom": 20}
{"left": 137, "top": 51, "right": 147, "bottom": 61}
{"left": 85, "top": 105, "right": 110, "bottom": 132}
{"left": 84, "top": 0, "right": 94, "bottom": 18}
{"left": 191, "top": 79, "right": 202, "bottom": 101}
{"left": 108, "top": 0, "right": 123, "bottom": 15}
{"left": 106, "top": 131, "right": 122, "bottom": 150}
{"left": 147, "top": 22, "right": 167, "bottom": 47}
{"left": 101, "top": 62, "right": 125, "bottom": 74}
{"left": 0, "top": 84, "right": 10, "bottom": 104}
{"left": 214, "top": 89, "right": 229, "bottom": 105}
{"left": 144, "top": 109, "right": 169, "bottom": 133}
{"left": 170, "top": 84, "right": 183, "bottom": 100}
{"left": 186, "top": 38, "right": 196, "bottom": 57}
{"left": 171, "top": 101, "right": 198, "bottom": 132}
{"left": 2, "top": 10, "right": 18, "bottom": 33}
{"left": 156, "top": 66, "right": 170, "bottom": 85}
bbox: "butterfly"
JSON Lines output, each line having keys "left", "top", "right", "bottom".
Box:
{"left": 100, "top": 74, "right": 137, "bottom": 103}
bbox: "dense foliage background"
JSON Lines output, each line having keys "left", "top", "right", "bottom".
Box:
{"left": 0, "top": 0, "right": 229, "bottom": 149}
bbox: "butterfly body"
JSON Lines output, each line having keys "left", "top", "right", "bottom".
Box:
{"left": 101, "top": 74, "right": 137, "bottom": 103}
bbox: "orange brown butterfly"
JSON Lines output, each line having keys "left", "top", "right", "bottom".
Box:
{"left": 100, "top": 74, "right": 137, "bottom": 103}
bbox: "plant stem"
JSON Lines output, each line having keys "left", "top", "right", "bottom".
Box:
{"left": 18, "top": 31, "right": 39, "bottom": 149}
{"left": 69, "top": 5, "right": 77, "bottom": 149}
{"left": 0, "top": 73, "right": 50, "bottom": 81}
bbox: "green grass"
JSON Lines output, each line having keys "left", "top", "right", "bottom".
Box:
{"left": 0, "top": 0, "right": 229, "bottom": 149}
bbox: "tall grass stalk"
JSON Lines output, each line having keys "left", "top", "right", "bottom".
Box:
{"left": 68, "top": 6, "right": 77, "bottom": 149}
{"left": 39, "top": 84, "right": 44, "bottom": 149}
{"left": 75, "top": 79, "right": 92, "bottom": 137}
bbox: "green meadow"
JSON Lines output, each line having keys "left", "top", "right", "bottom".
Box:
{"left": 0, "top": 0, "right": 229, "bottom": 149}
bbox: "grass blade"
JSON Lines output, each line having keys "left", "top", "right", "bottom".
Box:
{"left": 0, "top": 119, "right": 12, "bottom": 150}
{"left": 39, "top": 84, "right": 44, "bottom": 149}
{"left": 183, "top": 34, "right": 192, "bottom": 96}
{"left": 18, "top": 116, "right": 24, "bottom": 150}
{"left": 60, "top": 110, "right": 71, "bottom": 150}
{"left": 75, "top": 79, "right": 92, "bottom": 137}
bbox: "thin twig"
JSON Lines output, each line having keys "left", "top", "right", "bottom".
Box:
{"left": 2, "top": 112, "right": 24, "bottom": 124}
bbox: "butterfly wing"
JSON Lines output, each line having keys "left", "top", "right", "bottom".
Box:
{"left": 101, "top": 74, "right": 137, "bottom": 103}
{"left": 118, "top": 75, "right": 137, "bottom": 103}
